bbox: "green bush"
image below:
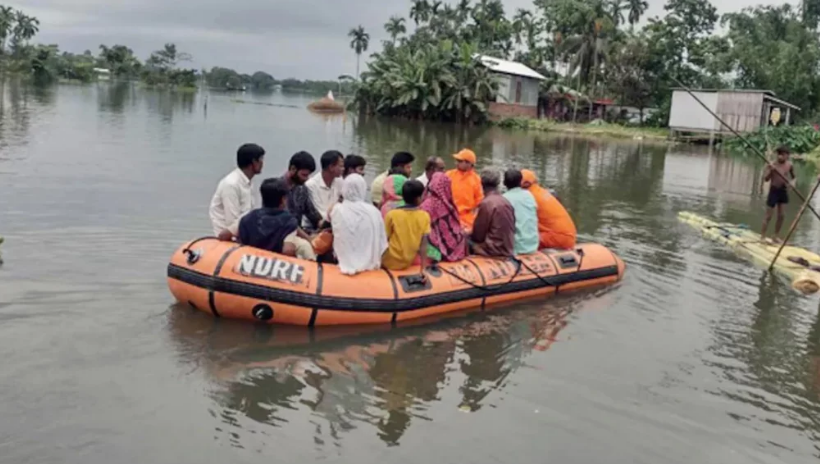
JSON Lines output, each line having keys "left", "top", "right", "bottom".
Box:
{"left": 495, "top": 117, "right": 532, "bottom": 129}
{"left": 723, "top": 125, "right": 820, "bottom": 155}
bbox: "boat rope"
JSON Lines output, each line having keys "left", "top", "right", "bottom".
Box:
{"left": 435, "top": 257, "right": 522, "bottom": 292}
{"left": 182, "top": 236, "right": 217, "bottom": 264}
{"left": 435, "top": 254, "right": 561, "bottom": 292}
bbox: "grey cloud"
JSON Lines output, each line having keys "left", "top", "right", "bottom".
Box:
{"left": 10, "top": 0, "right": 774, "bottom": 79}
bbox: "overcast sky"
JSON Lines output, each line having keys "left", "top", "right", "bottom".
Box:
{"left": 8, "top": 0, "right": 796, "bottom": 80}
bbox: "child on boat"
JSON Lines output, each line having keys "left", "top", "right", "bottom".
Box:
{"left": 382, "top": 179, "right": 431, "bottom": 280}
{"left": 761, "top": 146, "right": 795, "bottom": 242}
{"left": 238, "top": 178, "right": 315, "bottom": 260}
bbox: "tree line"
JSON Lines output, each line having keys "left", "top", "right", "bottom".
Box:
{"left": 202, "top": 67, "right": 356, "bottom": 95}
{"left": 348, "top": 0, "right": 820, "bottom": 125}
{"left": 1, "top": 5, "right": 351, "bottom": 94}
{"left": 0, "top": 5, "right": 201, "bottom": 88}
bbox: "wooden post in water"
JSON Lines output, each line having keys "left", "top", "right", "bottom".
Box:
{"left": 769, "top": 178, "right": 820, "bottom": 272}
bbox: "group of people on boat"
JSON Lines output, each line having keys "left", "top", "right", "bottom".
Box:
{"left": 209, "top": 143, "right": 577, "bottom": 279}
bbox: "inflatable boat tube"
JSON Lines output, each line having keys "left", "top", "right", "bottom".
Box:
{"left": 167, "top": 238, "right": 625, "bottom": 326}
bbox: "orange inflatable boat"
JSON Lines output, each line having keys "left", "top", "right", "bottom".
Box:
{"left": 167, "top": 238, "right": 625, "bottom": 326}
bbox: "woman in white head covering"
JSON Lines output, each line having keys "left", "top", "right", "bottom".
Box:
{"left": 329, "top": 173, "right": 388, "bottom": 275}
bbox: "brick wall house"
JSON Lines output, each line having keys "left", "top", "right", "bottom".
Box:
{"left": 478, "top": 55, "right": 546, "bottom": 120}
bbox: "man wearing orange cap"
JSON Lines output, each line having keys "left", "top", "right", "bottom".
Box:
{"left": 446, "top": 149, "right": 484, "bottom": 229}
{"left": 521, "top": 169, "right": 577, "bottom": 249}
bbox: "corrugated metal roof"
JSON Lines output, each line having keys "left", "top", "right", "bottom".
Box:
{"left": 671, "top": 88, "right": 800, "bottom": 110}
{"left": 671, "top": 88, "right": 775, "bottom": 95}
{"left": 477, "top": 55, "right": 546, "bottom": 81}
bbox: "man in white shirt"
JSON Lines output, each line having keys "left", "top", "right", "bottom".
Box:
{"left": 416, "top": 156, "right": 445, "bottom": 187}
{"left": 305, "top": 150, "right": 344, "bottom": 225}
{"left": 210, "top": 143, "right": 265, "bottom": 240}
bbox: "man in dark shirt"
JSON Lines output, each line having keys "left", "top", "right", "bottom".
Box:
{"left": 282, "top": 151, "right": 323, "bottom": 234}
{"left": 239, "top": 178, "right": 299, "bottom": 255}
{"left": 471, "top": 169, "right": 515, "bottom": 257}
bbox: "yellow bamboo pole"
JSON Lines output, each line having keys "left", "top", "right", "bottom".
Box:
{"left": 769, "top": 177, "right": 820, "bottom": 272}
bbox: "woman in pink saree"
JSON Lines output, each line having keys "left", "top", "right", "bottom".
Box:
{"left": 420, "top": 172, "right": 468, "bottom": 262}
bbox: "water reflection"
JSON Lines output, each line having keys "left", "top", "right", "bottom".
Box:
{"left": 353, "top": 115, "right": 489, "bottom": 171}
{"left": 98, "top": 81, "right": 133, "bottom": 114}
{"left": 167, "top": 289, "right": 607, "bottom": 449}
{"left": 705, "top": 272, "right": 820, "bottom": 450}
{"left": 807, "top": 308, "right": 820, "bottom": 397}
{"left": 6, "top": 83, "right": 820, "bottom": 460}
{"left": 143, "top": 89, "right": 196, "bottom": 124}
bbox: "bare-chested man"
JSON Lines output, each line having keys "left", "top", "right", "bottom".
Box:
{"left": 761, "top": 146, "right": 795, "bottom": 242}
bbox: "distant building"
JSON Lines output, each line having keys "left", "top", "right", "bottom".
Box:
{"left": 669, "top": 89, "right": 800, "bottom": 138}
{"left": 478, "top": 55, "right": 545, "bottom": 119}
{"left": 93, "top": 68, "right": 111, "bottom": 81}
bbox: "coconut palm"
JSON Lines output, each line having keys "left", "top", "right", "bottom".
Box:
{"left": 13, "top": 10, "right": 38, "bottom": 44}
{"left": 410, "top": 0, "right": 431, "bottom": 25}
{"left": 512, "top": 9, "right": 533, "bottom": 45}
{"left": 384, "top": 16, "right": 406, "bottom": 44}
{"left": 0, "top": 6, "right": 13, "bottom": 54}
{"left": 627, "top": 0, "right": 648, "bottom": 27}
{"left": 560, "top": 11, "right": 612, "bottom": 122}
{"left": 608, "top": 0, "right": 626, "bottom": 27}
{"left": 456, "top": 0, "right": 472, "bottom": 22}
{"left": 348, "top": 25, "right": 370, "bottom": 80}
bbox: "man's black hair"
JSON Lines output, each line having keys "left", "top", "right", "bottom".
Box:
{"left": 503, "top": 169, "right": 523, "bottom": 191}
{"left": 391, "top": 151, "right": 415, "bottom": 168}
{"left": 776, "top": 146, "right": 791, "bottom": 155}
{"left": 321, "top": 150, "right": 345, "bottom": 170}
{"left": 344, "top": 154, "right": 367, "bottom": 174}
{"left": 402, "top": 179, "right": 425, "bottom": 205}
{"left": 289, "top": 151, "right": 316, "bottom": 172}
{"left": 237, "top": 143, "right": 265, "bottom": 168}
{"left": 260, "top": 178, "right": 289, "bottom": 208}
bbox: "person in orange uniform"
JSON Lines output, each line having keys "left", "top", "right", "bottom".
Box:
{"left": 520, "top": 169, "right": 577, "bottom": 250}
{"left": 446, "top": 149, "right": 483, "bottom": 230}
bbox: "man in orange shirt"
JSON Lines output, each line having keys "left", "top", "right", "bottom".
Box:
{"left": 446, "top": 149, "right": 484, "bottom": 229}
{"left": 521, "top": 169, "right": 577, "bottom": 249}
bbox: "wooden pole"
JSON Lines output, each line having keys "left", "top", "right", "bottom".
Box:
{"left": 672, "top": 78, "right": 820, "bottom": 223}
{"left": 769, "top": 177, "right": 820, "bottom": 272}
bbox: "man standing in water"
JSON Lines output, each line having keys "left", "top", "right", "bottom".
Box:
{"left": 761, "top": 146, "right": 796, "bottom": 242}
{"left": 211, "top": 143, "right": 265, "bottom": 241}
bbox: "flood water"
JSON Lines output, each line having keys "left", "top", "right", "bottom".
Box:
{"left": 3, "top": 82, "right": 820, "bottom": 463}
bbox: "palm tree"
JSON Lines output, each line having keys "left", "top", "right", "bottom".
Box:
{"left": 0, "top": 6, "right": 13, "bottom": 54}
{"left": 410, "top": 0, "right": 431, "bottom": 25}
{"left": 561, "top": 15, "right": 611, "bottom": 122}
{"left": 627, "top": 0, "right": 648, "bottom": 27}
{"left": 13, "top": 11, "right": 38, "bottom": 43}
{"left": 384, "top": 16, "right": 406, "bottom": 44}
{"left": 512, "top": 9, "right": 532, "bottom": 45}
{"left": 608, "top": 0, "right": 626, "bottom": 27}
{"left": 456, "top": 0, "right": 472, "bottom": 22}
{"left": 348, "top": 25, "right": 370, "bottom": 80}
